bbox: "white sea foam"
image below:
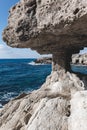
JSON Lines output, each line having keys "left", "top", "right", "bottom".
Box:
{"left": 28, "top": 61, "right": 45, "bottom": 65}
{"left": 2, "top": 92, "right": 18, "bottom": 101}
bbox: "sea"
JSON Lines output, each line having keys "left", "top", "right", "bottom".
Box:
{"left": 0, "top": 59, "right": 51, "bottom": 108}
{"left": 0, "top": 59, "right": 87, "bottom": 108}
{"left": 71, "top": 64, "right": 87, "bottom": 75}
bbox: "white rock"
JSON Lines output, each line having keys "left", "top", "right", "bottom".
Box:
{"left": 69, "top": 91, "right": 87, "bottom": 130}
{"left": 27, "top": 98, "right": 68, "bottom": 130}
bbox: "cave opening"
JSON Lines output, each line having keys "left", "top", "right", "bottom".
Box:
{"left": 75, "top": 59, "right": 79, "bottom": 64}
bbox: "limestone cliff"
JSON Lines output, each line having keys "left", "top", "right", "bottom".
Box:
{"left": 72, "top": 53, "right": 87, "bottom": 65}
{"left": 1, "top": 0, "right": 87, "bottom": 130}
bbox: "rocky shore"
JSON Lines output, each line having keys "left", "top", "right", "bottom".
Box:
{"left": 34, "top": 57, "right": 52, "bottom": 64}
{"left": 1, "top": 0, "right": 87, "bottom": 130}
{"left": 0, "top": 70, "right": 84, "bottom": 130}
{"left": 72, "top": 53, "right": 87, "bottom": 65}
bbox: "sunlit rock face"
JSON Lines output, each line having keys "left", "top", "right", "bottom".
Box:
{"left": 3, "top": 0, "right": 87, "bottom": 70}
{"left": 69, "top": 91, "right": 87, "bottom": 130}
{"left": 72, "top": 53, "right": 87, "bottom": 65}
{"left": 2, "top": 0, "right": 87, "bottom": 53}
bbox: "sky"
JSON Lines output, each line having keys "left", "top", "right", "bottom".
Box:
{"left": 0, "top": 0, "right": 86, "bottom": 59}
{"left": 0, "top": 0, "right": 41, "bottom": 59}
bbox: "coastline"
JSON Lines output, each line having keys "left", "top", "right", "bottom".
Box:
{"left": 0, "top": 71, "right": 84, "bottom": 130}
{"left": 0, "top": 59, "right": 51, "bottom": 108}
{"left": 71, "top": 63, "right": 87, "bottom": 67}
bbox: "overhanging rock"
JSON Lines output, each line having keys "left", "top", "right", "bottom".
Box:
{"left": 1, "top": 1, "right": 87, "bottom": 130}
{"left": 3, "top": 0, "right": 87, "bottom": 70}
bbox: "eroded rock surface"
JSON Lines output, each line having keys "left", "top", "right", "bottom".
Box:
{"left": 1, "top": 0, "right": 87, "bottom": 130}
{"left": 72, "top": 53, "right": 87, "bottom": 65}
{"left": 2, "top": 0, "right": 87, "bottom": 52}
{"left": 0, "top": 71, "right": 84, "bottom": 130}
{"left": 3, "top": 0, "right": 87, "bottom": 70}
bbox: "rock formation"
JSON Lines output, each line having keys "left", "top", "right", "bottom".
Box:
{"left": 0, "top": 71, "right": 84, "bottom": 130}
{"left": 1, "top": 0, "right": 87, "bottom": 130}
{"left": 72, "top": 53, "right": 87, "bottom": 65}
{"left": 3, "top": 0, "right": 87, "bottom": 71}
{"left": 34, "top": 57, "right": 52, "bottom": 64}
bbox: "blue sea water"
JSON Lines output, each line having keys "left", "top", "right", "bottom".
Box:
{"left": 0, "top": 59, "right": 87, "bottom": 108}
{"left": 71, "top": 64, "right": 87, "bottom": 74}
{"left": 0, "top": 59, "right": 51, "bottom": 107}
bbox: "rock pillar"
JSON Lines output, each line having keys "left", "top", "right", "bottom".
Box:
{"left": 52, "top": 48, "right": 81, "bottom": 72}
{"left": 52, "top": 50, "right": 72, "bottom": 71}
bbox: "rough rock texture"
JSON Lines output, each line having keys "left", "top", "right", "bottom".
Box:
{"left": 69, "top": 91, "right": 87, "bottom": 130}
{"left": 0, "top": 71, "right": 84, "bottom": 130}
{"left": 2, "top": 0, "right": 87, "bottom": 130}
{"left": 72, "top": 53, "right": 87, "bottom": 65}
{"left": 3, "top": 0, "right": 87, "bottom": 70}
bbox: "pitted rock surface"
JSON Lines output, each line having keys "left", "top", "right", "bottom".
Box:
{"left": 1, "top": 1, "right": 87, "bottom": 130}
{"left": 3, "top": 0, "right": 87, "bottom": 54}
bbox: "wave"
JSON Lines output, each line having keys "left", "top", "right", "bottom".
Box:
{"left": 0, "top": 92, "right": 18, "bottom": 102}
{"left": 0, "top": 92, "right": 18, "bottom": 107}
{"left": 0, "top": 59, "right": 51, "bottom": 107}
{"left": 28, "top": 61, "right": 46, "bottom": 66}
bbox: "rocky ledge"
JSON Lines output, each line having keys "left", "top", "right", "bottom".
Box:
{"left": 34, "top": 57, "right": 52, "bottom": 64}
{"left": 1, "top": 0, "right": 87, "bottom": 130}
